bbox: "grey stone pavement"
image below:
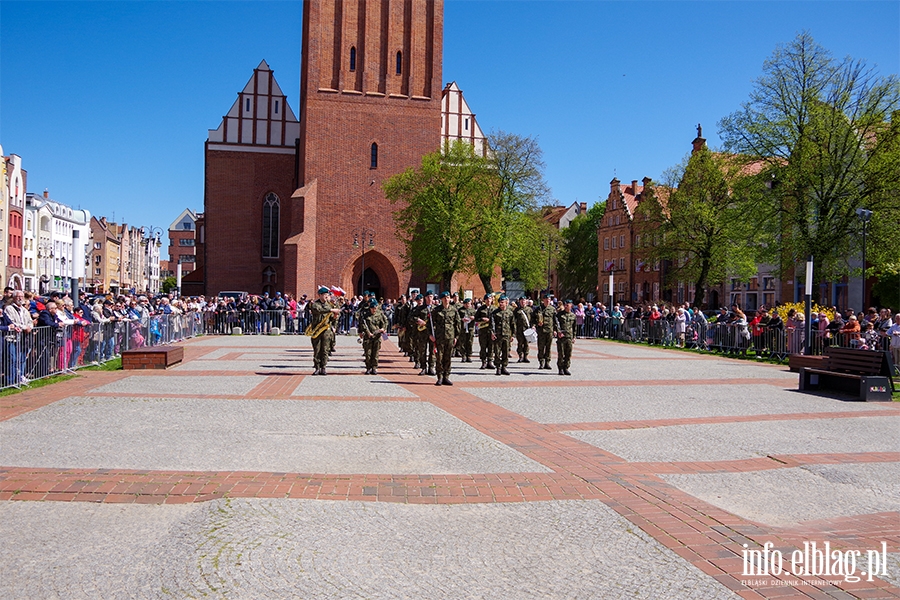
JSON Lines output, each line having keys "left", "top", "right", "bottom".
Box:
{"left": 1, "top": 334, "right": 898, "bottom": 599}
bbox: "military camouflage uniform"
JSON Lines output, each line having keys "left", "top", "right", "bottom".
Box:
{"left": 555, "top": 308, "right": 577, "bottom": 375}
{"left": 475, "top": 300, "right": 495, "bottom": 369}
{"left": 456, "top": 303, "right": 476, "bottom": 362}
{"left": 491, "top": 305, "right": 516, "bottom": 375}
{"left": 309, "top": 299, "right": 336, "bottom": 374}
{"left": 535, "top": 302, "right": 556, "bottom": 369}
{"left": 514, "top": 302, "right": 533, "bottom": 362}
{"left": 431, "top": 302, "right": 460, "bottom": 385}
{"left": 409, "top": 301, "right": 436, "bottom": 375}
{"left": 358, "top": 306, "right": 388, "bottom": 373}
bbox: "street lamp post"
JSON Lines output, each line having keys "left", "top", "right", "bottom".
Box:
{"left": 541, "top": 235, "right": 558, "bottom": 295}
{"left": 37, "top": 242, "right": 54, "bottom": 294}
{"left": 352, "top": 229, "right": 375, "bottom": 296}
{"left": 856, "top": 208, "right": 872, "bottom": 311}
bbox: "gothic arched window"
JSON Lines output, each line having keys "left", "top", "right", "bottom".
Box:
{"left": 370, "top": 143, "right": 378, "bottom": 169}
{"left": 262, "top": 192, "right": 280, "bottom": 258}
{"left": 349, "top": 47, "right": 357, "bottom": 71}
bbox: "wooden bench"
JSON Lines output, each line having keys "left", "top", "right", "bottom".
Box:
{"left": 122, "top": 346, "right": 184, "bottom": 370}
{"left": 799, "top": 346, "right": 894, "bottom": 401}
{"left": 788, "top": 354, "right": 827, "bottom": 373}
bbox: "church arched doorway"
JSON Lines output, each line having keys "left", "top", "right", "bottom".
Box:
{"left": 343, "top": 250, "right": 400, "bottom": 300}
{"left": 357, "top": 268, "right": 382, "bottom": 298}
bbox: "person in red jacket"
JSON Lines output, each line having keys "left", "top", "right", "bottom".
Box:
{"left": 68, "top": 306, "right": 91, "bottom": 368}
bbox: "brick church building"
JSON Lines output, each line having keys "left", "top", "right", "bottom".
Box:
{"left": 204, "top": 0, "right": 490, "bottom": 299}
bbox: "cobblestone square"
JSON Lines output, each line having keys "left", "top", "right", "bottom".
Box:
{"left": 1, "top": 335, "right": 897, "bottom": 599}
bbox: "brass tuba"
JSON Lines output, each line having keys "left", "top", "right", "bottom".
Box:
{"left": 306, "top": 312, "right": 335, "bottom": 339}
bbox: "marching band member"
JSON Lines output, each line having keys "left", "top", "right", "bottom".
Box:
{"left": 554, "top": 299, "right": 577, "bottom": 376}
{"left": 432, "top": 291, "right": 461, "bottom": 386}
{"left": 358, "top": 298, "right": 388, "bottom": 375}
{"left": 457, "top": 297, "right": 476, "bottom": 363}
{"left": 490, "top": 295, "right": 516, "bottom": 376}
{"left": 309, "top": 286, "right": 341, "bottom": 375}
{"left": 475, "top": 293, "right": 495, "bottom": 370}
{"left": 535, "top": 292, "right": 557, "bottom": 370}
{"left": 514, "top": 296, "right": 533, "bottom": 363}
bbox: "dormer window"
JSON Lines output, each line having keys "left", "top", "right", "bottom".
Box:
{"left": 350, "top": 47, "right": 357, "bottom": 72}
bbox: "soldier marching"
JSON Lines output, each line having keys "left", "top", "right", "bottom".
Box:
{"left": 299, "top": 287, "right": 571, "bottom": 378}
{"left": 307, "top": 286, "right": 341, "bottom": 375}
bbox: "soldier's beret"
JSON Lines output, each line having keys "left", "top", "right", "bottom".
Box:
{"left": 499, "top": 295, "right": 508, "bottom": 301}
{"left": 369, "top": 299, "right": 379, "bottom": 308}
{"left": 424, "top": 290, "right": 434, "bottom": 297}
{"left": 318, "top": 286, "right": 329, "bottom": 294}
{"left": 462, "top": 297, "right": 472, "bottom": 303}
{"left": 439, "top": 291, "right": 450, "bottom": 298}
{"left": 483, "top": 293, "right": 491, "bottom": 300}
{"left": 565, "top": 299, "right": 574, "bottom": 304}
{"left": 541, "top": 292, "right": 552, "bottom": 298}
{"left": 416, "top": 294, "right": 424, "bottom": 301}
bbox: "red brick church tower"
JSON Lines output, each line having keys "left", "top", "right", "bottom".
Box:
{"left": 204, "top": 0, "right": 444, "bottom": 299}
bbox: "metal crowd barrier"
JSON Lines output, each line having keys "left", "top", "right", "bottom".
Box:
{"left": 569, "top": 315, "right": 892, "bottom": 362}
{"left": 7, "top": 309, "right": 892, "bottom": 391}
{"left": 0, "top": 313, "right": 201, "bottom": 391}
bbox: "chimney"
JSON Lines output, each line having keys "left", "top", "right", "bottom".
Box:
{"left": 43, "top": 188, "right": 49, "bottom": 199}
{"left": 579, "top": 202, "right": 587, "bottom": 214}
{"left": 631, "top": 180, "right": 638, "bottom": 195}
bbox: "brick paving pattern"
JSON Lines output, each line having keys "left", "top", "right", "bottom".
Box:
{"left": 1, "top": 334, "right": 898, "bottom": 598}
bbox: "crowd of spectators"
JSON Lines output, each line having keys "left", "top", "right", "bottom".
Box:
{"left": 0, "top": 287, "right": 200, "bottom": 386}
{"left": 3, "top": 285, "right": 898, "bottom": 388}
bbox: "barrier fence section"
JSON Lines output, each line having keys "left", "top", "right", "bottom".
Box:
{"left": 1, "top": 313, "right": 202, "bottom": 391}
{"left": 6, "top": 309, "right": 893, "bottom": 391}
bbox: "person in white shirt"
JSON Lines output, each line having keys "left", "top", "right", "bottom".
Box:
{"left": 4, "top": 291, "right": 34, "bottom": 385}
{"left": 888, "top": 313, "right": 900, "bottom": 370}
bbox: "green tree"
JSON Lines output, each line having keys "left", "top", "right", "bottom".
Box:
{"left": 160, "top": 276, "right": 177, "bottom": 294}
{"left": 863, "top": 112, "right": 900, "bottom": 288}
{"left": 635, "top": 147, "right": 758, "bottom": 308}
{"left": 557, "top": 202, "right": 605, "bottom": 301}
{"left": 384, "top": 141, "right": 492, "bottom": 291}
{"left": 470, "top": 131, "right": 551, "bottom": 292}
{"left": 719, "top": 32, "right": 900, "bottom": 288}
{"left": 501, "top": 209, "right": 557, "bottom": 292}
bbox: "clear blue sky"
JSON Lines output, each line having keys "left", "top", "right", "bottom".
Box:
{"left": 2, "top": 1, "right": 898, "bottom": 230}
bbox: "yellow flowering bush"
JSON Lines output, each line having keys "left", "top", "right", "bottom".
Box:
{"left": 774, "top": 302, "right": 835, "bottom": 323}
